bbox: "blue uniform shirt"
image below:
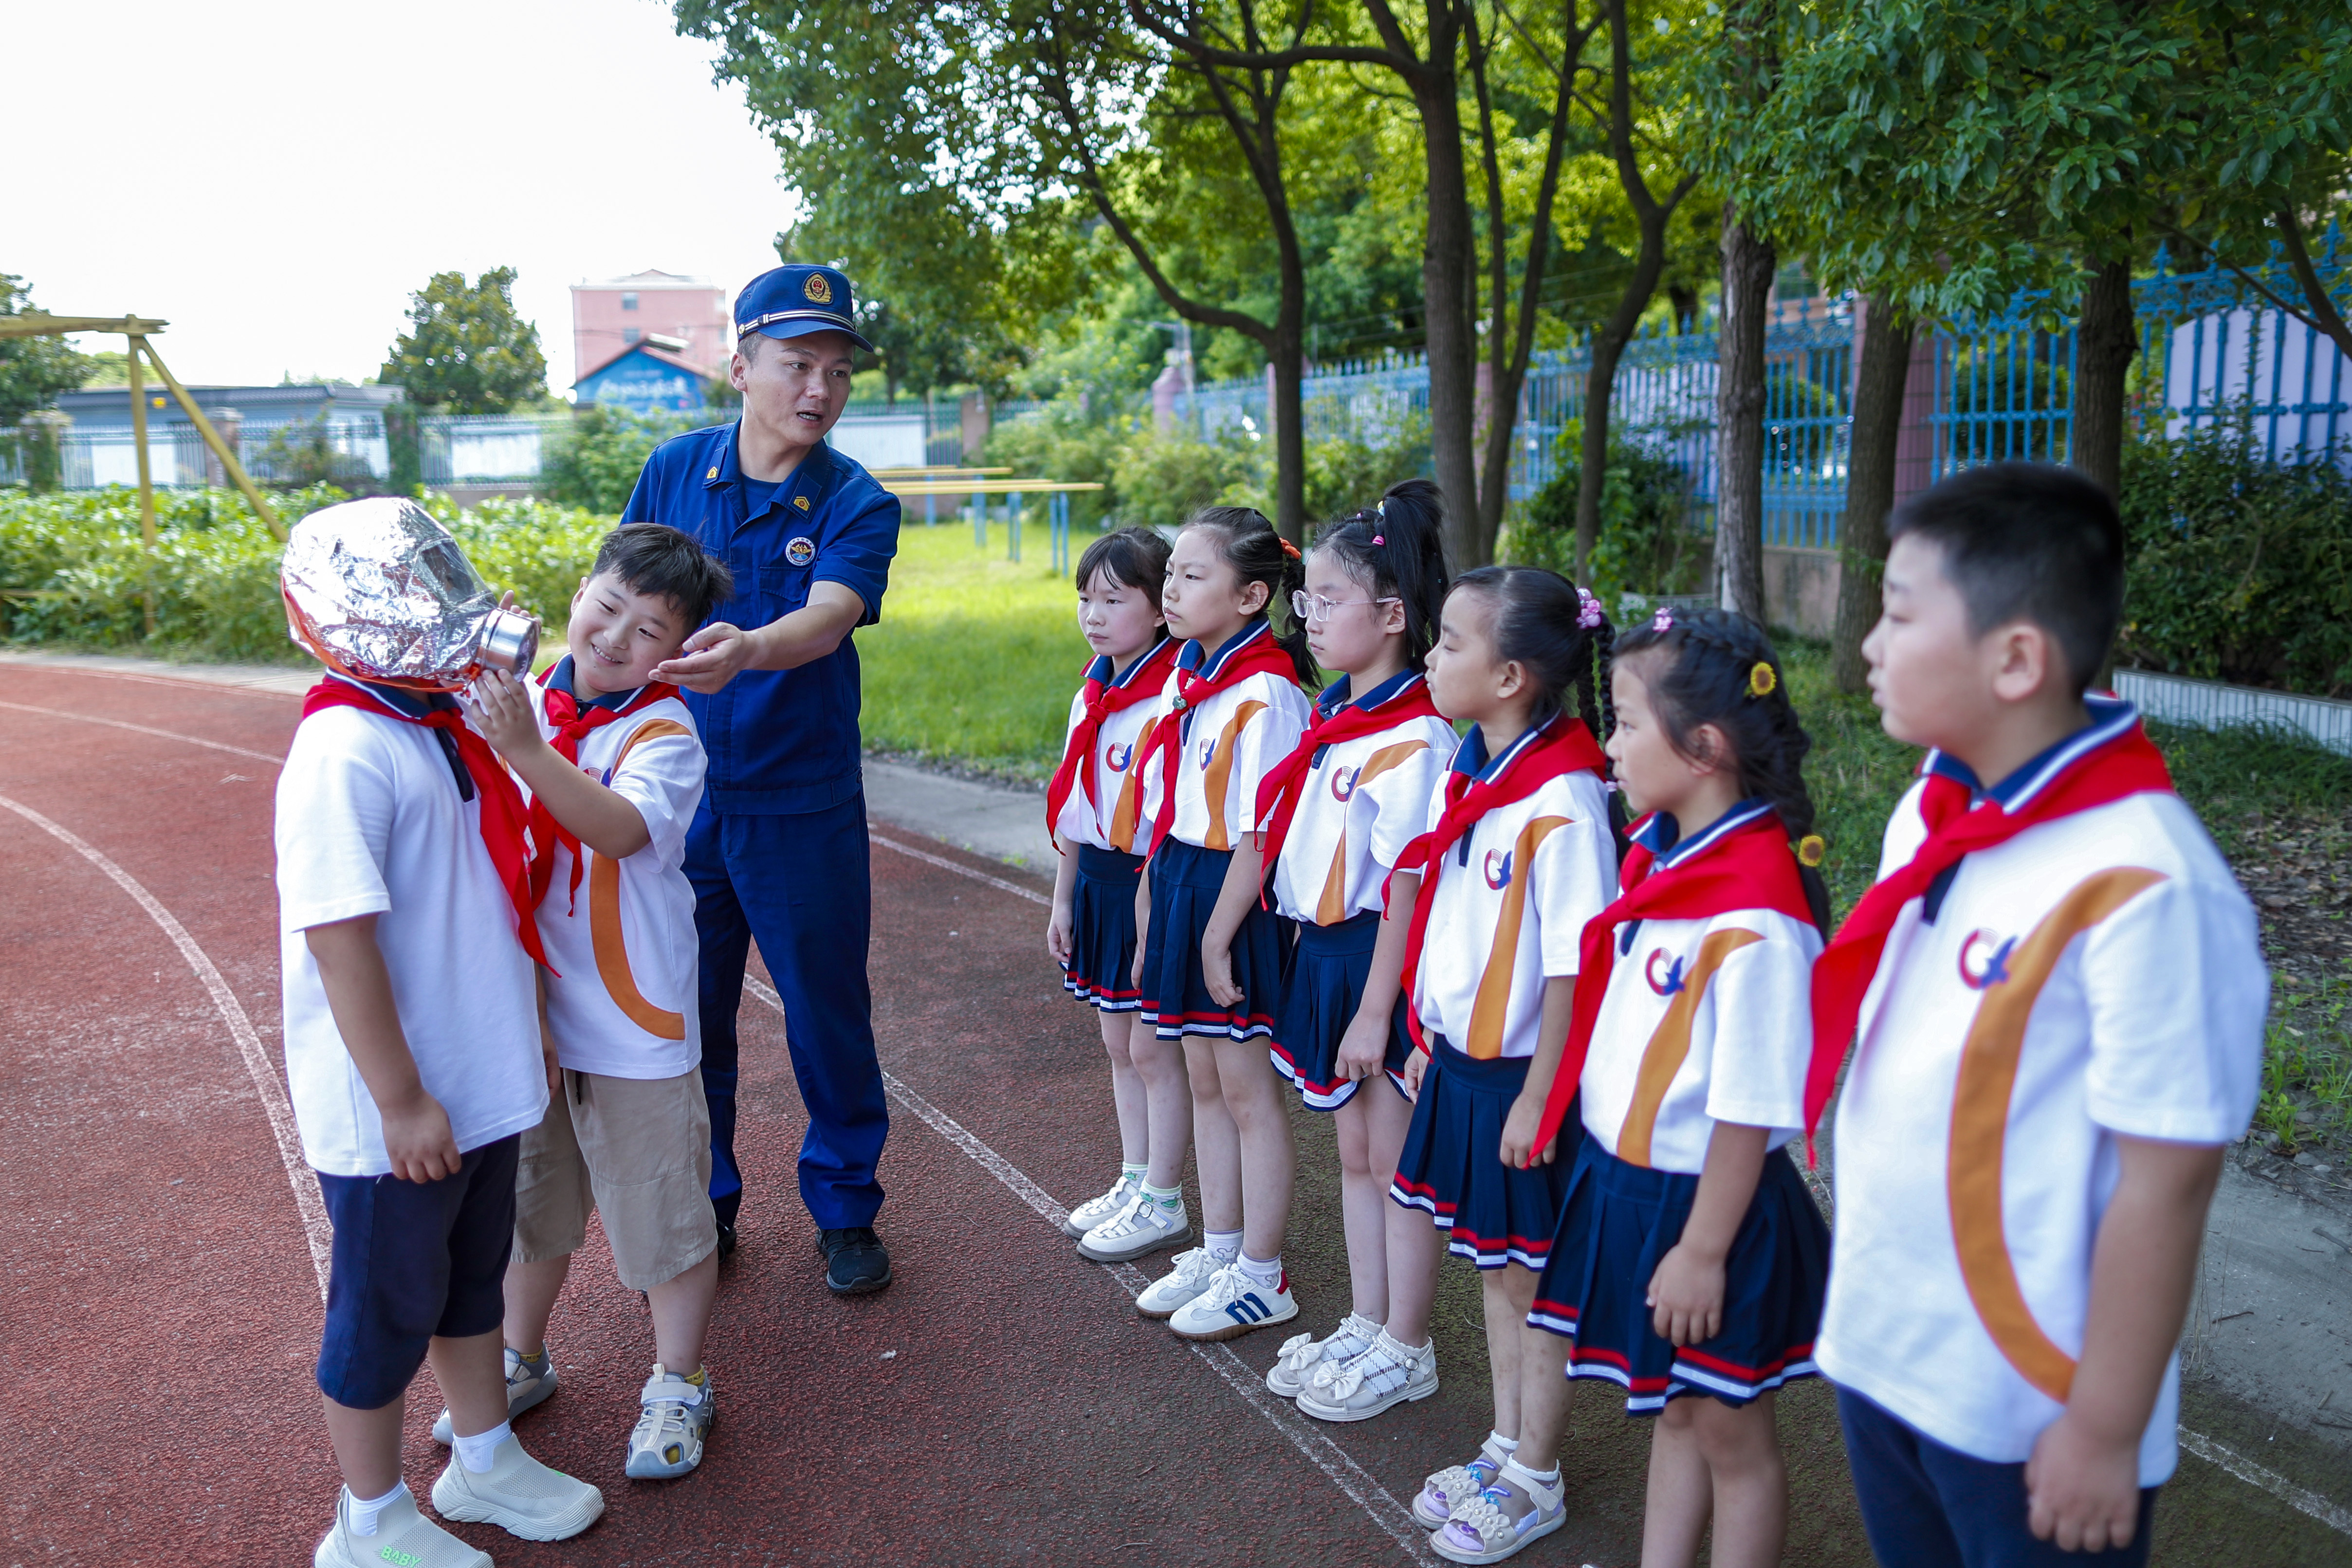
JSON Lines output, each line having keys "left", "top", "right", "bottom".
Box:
{"left": 622, "top": 423, "right": 900, "bottom": 815}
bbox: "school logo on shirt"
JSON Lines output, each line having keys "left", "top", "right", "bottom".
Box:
{"left": 786, "top": 535, "right": 816, "bottom": 566}
{"left": 1199, "top": 737, "right": 1217, "bottom": 769}
{"left": 1646, "top": 948, "right": 1688, "bottom": 996}
{"left": 1958, "top": 929, "right": 2018, "bottom": 990}
{"left": 1482, "top": 847, "right": 1513, "bottom": 889}
{"left": 1330, "top": 765, "right": 1360, "bottom": 802}
{"left": 1105, "top": 742, "right": 1132, "bottom": 773}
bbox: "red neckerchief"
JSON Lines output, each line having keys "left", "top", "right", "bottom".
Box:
{"left": 1142, "top": 624, "right": 1306, "bottom": 858}
{"left": 1251, "top": 673, "right": 1445, "bottom": 880}
{"left": 1393, "top": 716, "right": 1609, "bottom": 1053}
{"left": 1804, "top": 711, "right": 2174, "bottom": 1153}
{"left": 532, "top": 663, "right": 679, "bottom": 914}
{"left": 1529, "top": 807, "right": 1814, "bottom": 1152}
{"left": 1044, "top": 637, "right": 1177, "bottom": 849}
{"left": 300, "top": 679, "right": 551, "bottom": 970}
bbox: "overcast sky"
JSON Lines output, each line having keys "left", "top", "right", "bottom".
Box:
{"left": 2, "top": 0, "right": 793, "bottom": 392}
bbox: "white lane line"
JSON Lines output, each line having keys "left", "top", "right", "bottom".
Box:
{"left": 862, "top": 828, "right": 2352, "bottom": 1545}
{"left": 0, "top": 700, "right": 286, "bottom": 766}
{"left": 0, "top": 792, "right": 333, "bottom": 1298}
{"left": 0, "top": 655, "right": 307, "bottom": 701}
{"left": 743, "top": 973, "right": 1426, "bottom": 1558}
{"left": 2178, "top": 1427, "right": 2352, "bottom": 1537}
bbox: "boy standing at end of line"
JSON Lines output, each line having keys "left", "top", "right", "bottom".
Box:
{"left": 458, "top": 523, "right": 734, "bottom": 1482}
{"left": 1812, "top": 462, "right": 2268, "bottom": 1568}
{"left": 282, "top": 645, "right": 604, "bottom": 1565}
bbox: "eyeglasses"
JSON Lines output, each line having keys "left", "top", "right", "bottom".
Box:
{"left": 1290, "top": 589, "right": 1401, "bottom": 624}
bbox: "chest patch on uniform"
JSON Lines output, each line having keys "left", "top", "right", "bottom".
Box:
{"left": 706, "top": 466, "right": 719, "bottom": 479}
{"left": 786, "top": 536, "right": 816, "bottom": 566}
{"left": 793, "top": 493, "right": 811, "bottom": 511}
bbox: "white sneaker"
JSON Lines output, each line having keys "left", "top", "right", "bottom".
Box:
{"left": 624, "top": 1363, "right": 716, "bottom": 1480}
{"left": 314, "top": 1485, "right": 489, "bottom": 1568}
{"left": 1061, "top": 1172, "right": 1140, "bottom": 1238}
{"left": 430, "top": 1433, "right": 605, "bottom": 1542}
{"left": 1430, "top": 1459, "right": 1567, "bottom": 1564}
{"left": 1265, "top": 1312, "right": 1381, "bottom": 1398}
{"left": 432, "top": 1345, "right": 558, "bottom": 1445}
{"left": 1167, "top": 1263, "right": 1299, "bottom": 1342}
{"left": 1134, "top": 1246, "right": 1228, "bottom": 1320}
{"left": 1077, "top": 1189, "right": 1191, "bottom": 1262}
{"left": 1297, "top": 1330, "right": 1439, "bottom": 1422}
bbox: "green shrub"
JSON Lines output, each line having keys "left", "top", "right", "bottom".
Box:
{"left": 1107, "top": 428, "right": 1262, "bottom": 531}
{"left": 1298, "top": 409, "right": 1432, "bottom": 526}
{"left": 1500, "top": 421, "right": 1709, "bottom": 605}
{"left": 540, "top": 407, "right": 706, "bottom": 515}
{"left": 0, "top": 486, "right": 611, "bottom": 661}
{"left": 2117, "top": 423, "right": 2352, "bottom": 697}
{"left": 982, "top": 403, "right": 1133, "bottom": 531}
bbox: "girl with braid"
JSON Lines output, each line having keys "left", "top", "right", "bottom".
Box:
{"left": 1448, "top": 606, "right": 1833, "bottom": 1566}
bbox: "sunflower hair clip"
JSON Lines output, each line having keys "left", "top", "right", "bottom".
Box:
{"left": 1747, "top": 660, "right": 1778, "bottom": 699}
{"left": 1798, "top": 834, "right": 1826, "bottom": 868}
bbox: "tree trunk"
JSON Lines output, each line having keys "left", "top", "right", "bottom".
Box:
{"left": 1830, "top": 299, "right": 1915, "bottom": 693}
{"left": 1714, "top": 207, "right": 1774, "bottom": 622}
{"left": 1572, "top": 237, "right": 1673, "bottom": 582}
{"left": 1416, "top": 72, "right": 1481, "bottom": 570}
{"left": 2071, "top": 255, "right": 2135, "bottom": 498}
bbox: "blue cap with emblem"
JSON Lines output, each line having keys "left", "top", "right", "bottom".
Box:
{"left": 735, "top": 264, "right": 876, "bottom": 353}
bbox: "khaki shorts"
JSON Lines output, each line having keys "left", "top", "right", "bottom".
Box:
{"left": 514, "top": 1068, "right": 717, "bottom": 1291}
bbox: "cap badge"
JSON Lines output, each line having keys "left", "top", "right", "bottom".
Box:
{"left": 786, "top": 536, "right": 816, "bottom": 566}
{"left": 804, "top": 273, "right": 833, "bottom": 305}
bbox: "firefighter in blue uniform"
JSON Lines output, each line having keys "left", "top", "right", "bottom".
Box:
{"left": 631, "top": 263, "right": 899, "bottom": 1295}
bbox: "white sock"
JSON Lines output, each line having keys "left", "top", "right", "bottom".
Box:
{"left": 1236, "top": 1251, "right": 1283, "bottom": 1287}
{"left": 453, "top": 1420, "right": 511, "bottom": 1474}
{"left": 1142, "top": 1181, "right": 1182, "bottom": 1210}
{"left": 1502, "top": 1455, "right": 1560, "bottom": 1486}
{"left": 1204, "top": 1227, "right": 1243, "bottom": 1262}
{"left": 1485, "top": 1429, "right": 1520, "bottom": 1458}
{"left": 346, "top": 1480, "right": 406, "bottom": 1537}
{"left": 1121, "top": 1162, "right": 1148, "bottom": 1185}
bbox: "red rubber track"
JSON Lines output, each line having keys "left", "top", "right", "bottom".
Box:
{"left": 3, "top": 668, "right": 2343, "bottom": 1568}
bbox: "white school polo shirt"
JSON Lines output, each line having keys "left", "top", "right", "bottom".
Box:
{"left": 1140, "top": 625, "right": 1313, "bottom": 853}
{"left": 1412, "top": 723, "right": 1617, "bottom": 1059}
{"left": 525, "top": 673, "right": 707, "bottom": 1079}
{"left": 1578, "top": 802, "right": 1823, "bottom": 1172}
{"left": 275, "top": 683, "right": 548, "bottom": 1178}
{"left": 1052, "top": 641, "right": 1170, "bottom": 855}
{"left": 1268, "top": 672, "right": 1457, "bottom": 926}
{"left": 1817, "top": 710, "right": 2267, "bottom": 1485}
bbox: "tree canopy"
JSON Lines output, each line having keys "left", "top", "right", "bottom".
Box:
{"left": 0, "top": 275, "right": 92, "bottom": 425}
{"left": 379, "top": 267, "right": 547, "bottom": 414}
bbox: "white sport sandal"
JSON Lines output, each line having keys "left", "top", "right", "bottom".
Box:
{"left": 1061, "top": 1172, "right": 1140, "bottom": 1238}
{"left": 1265, "top": 1312, "right": 1381, "bottom": 1398}
{"left": 1077, "top": 1189, "right": 1191, "bottom": 1262}
{"left": 624, "top": 1363, "right": 716, "bottom": 1480}
{"left": 431, "top": 1344, "right": 557, "bottom": 1444}
{"left": 1412, "top": 1435, "right": 1515, "bottom": 1528}
{"left": 1295, "top": 1330, "right": 1439, "bottom": 1422}
{"left": 1430, "top": 1459, "right": 1567, "bottom": 1564}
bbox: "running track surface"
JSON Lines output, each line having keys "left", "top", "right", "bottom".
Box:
{"left": 3, "top": 666, "right": 2348, "bottom": 1568}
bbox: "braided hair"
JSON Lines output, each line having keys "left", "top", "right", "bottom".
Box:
{"left": 1185, "top": 505, "right": 1320, "bottom": 687}
{"left": 1611, "top": 605, "right": 1832, "bottom": 931}
{"left": 1450, "top": 565, "right": 1616, "bottom": 743}
{"left": 1309, "top": 478, "right": 1452, "bottom": 670}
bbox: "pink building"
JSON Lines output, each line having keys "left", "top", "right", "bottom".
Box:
{"left": 570, "top": 271, "right": 729, "bottom": 386}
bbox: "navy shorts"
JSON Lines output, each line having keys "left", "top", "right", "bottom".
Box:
{"left": 314, "top": 1134, "right": 521, "bottom": 1410}
{"left": 1836, "top": 1386, "right": 2158, "bottom": 1568}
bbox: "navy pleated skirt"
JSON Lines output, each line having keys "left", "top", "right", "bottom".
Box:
{"left": 1139, "top": 837, "right": 1294, "bottom": 1042}
{"left": 1270, "top": 910, "right": 1415, "bottom": 1111}
{"left": 1388, "top": 1038, "right": 1579, "bottom": 1269}
{"left": 1064, "top": 844, "right": 1146, "bottom": 1012}
{"left": 1528, "top": 1139, "right": 1830, "bottom": 1413}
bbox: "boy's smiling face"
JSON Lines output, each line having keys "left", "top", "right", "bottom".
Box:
{"left": 567, "top": 571, "right": 688, "bottom": 695}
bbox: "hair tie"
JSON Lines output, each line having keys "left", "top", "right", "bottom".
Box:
{"left": 1798, "top": 834, "right": 1826, "bottom": 868}
{"left": 1574, "top": 585, "right": 1604, "bottom": 630}
{"left": 1651, "top": 606, "right": 1674, "bottom": 632}
{"left": 1278, "top": 537, "right": 1301, "bottom": 560}
{"left": 1747, "top": 660, "right": 1778, "bottom": 699}
{"left": 1371, "top": 534, "right": 1386, "bottom": 546}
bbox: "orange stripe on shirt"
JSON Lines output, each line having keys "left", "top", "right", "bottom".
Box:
{"left": 1201, "top": 700, "right": 1268, "bottom": 853}
{"left": 1614, "top": 928, "right": 1763, "bottom": 1167}
{"left": 1463, "top": 815, "right": 1571, "bottom": 1059}
{"left": 1947, "top": 866, "right": 2167, "bottom": 1403}
{"left": 585, "top": 717, "right": 692, "bottom": 1042}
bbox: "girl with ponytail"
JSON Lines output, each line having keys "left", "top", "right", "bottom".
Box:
{"left": 1500, "top": 606, "right": 1832, "bottom": 1568}
{"left": 1247, "top": 481, "right": 1460, "bottom": 1417}
{"left": 1114, "top": 507, "right": 1318, "bottom": 1339}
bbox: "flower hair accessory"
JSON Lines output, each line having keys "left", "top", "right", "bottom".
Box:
{"left": 1278, "top": 537, "right": 1302, "bottom": 560}
{"left": 1371, "top": 534, "right": 1385, "bottom": 546}
{"left": 1651, "top": 606, "right": 1675, "bottom": 632}
{"left": 1747, "top": 660, "right": 1778, "bottom": 699}
{"left": 1798, "top": 834, "right": 1826, "bottom": 868}
{"left": 1574, "top": 585, "right": 1604, "bottom": 629}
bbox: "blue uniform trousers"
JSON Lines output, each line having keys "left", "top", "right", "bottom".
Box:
{"left": 687, "top": 795, "right": 889, "bottom": 1231}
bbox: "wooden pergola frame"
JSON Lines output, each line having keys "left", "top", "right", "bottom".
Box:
{"left": 0, "top": 311, "right": 281, "bottom": 634}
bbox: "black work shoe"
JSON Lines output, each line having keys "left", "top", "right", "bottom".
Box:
{"left": 715, "top": 1222, "right": 737, "bottom": 1259}
{"left": 818, "top": 1226, "right": 892, "bottom": 1295}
